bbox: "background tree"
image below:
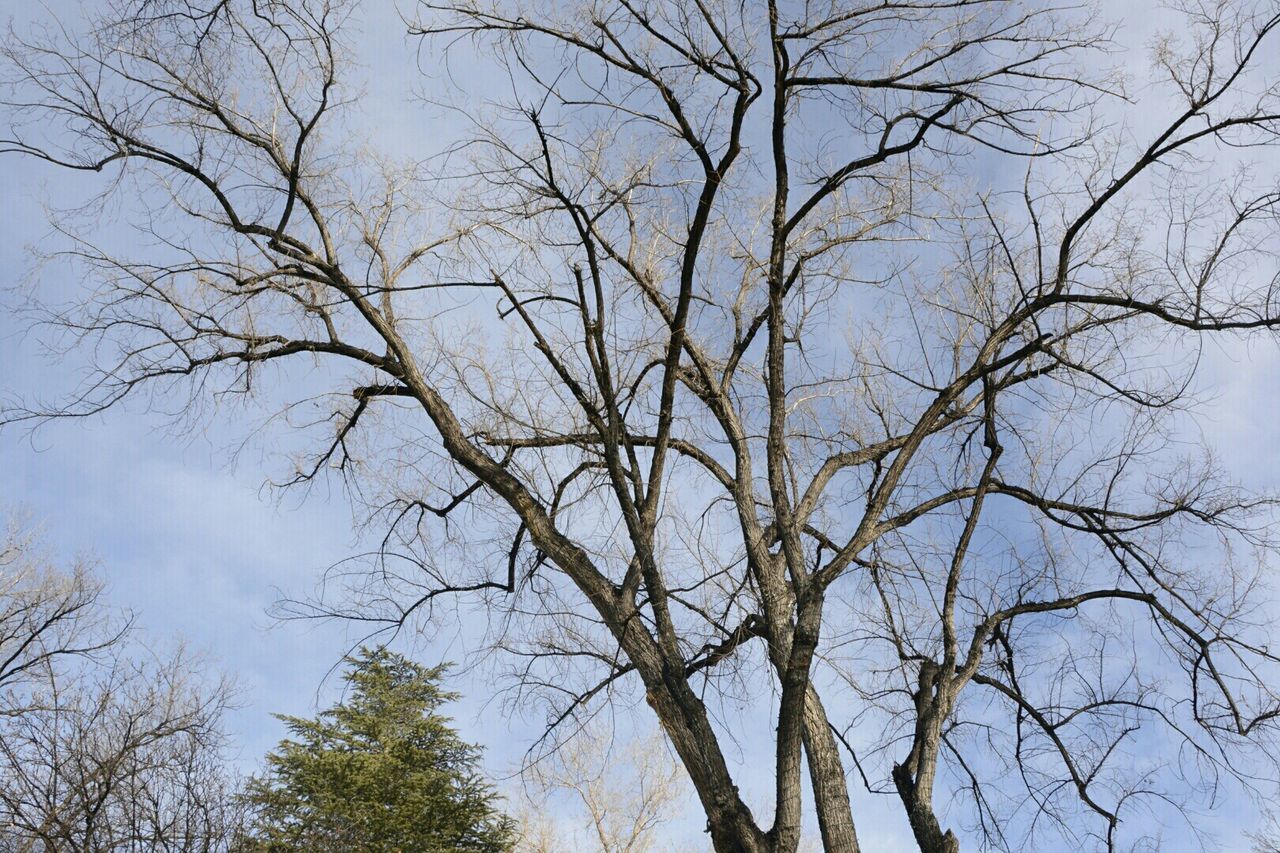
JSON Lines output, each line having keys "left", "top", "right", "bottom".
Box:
{"left": 239, "top": 647, "right": 515, "bottom": 852}
{"left": 5, "top": 1, "right": 1280, "bottom": 850}
{"left": 514, "top": 723, "right": 689, "bottom": 853}
{"left": 0, "top": 516, "right": 124, "bottom": 697}
{"left": 1254, "top": 811, "right": 1280, "bottom": 853}
{"left": 0, "top": 517, "right": 243, "bottom": 852}
{"left": 0, "top": 649, "right": 243, "bottom": 852}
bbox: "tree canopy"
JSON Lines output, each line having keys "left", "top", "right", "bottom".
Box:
{"left": 5, "top": 0, "right": 1280, "bottom": 850}
{"left": 239, "top": 648, "right": 514, "bottom": 852}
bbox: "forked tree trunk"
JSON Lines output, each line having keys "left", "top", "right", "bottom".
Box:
{"left": 894, "top": 762, "right": 961, "bottom": 853}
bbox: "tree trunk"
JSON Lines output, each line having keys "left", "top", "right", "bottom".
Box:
{"left": 630, "top": 646, "right": 767, "bottom": 853}
{"left": 803, "top": 686, "right": 861, "bottom": 852}
{"left": 894, "top": 762, "right": 961, "bottom": 853}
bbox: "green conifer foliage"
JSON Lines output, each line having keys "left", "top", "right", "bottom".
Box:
{"left": 239, "top": 648, "right": 515, "bottom": 852}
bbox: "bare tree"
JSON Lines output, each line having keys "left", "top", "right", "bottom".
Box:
{"left": 1254, "top": 810, "right": 1280, "bottom": 853}
{"left": 5, "top": 1, "right": 1280, "bottom": 850}
{"left": 1, "top": 517, "right": 124, "bottom": 696}
{"left": 516, "top": 723, "right": 688, "bottom": 853}
{"left": 0, "top": 646, "right": 243, "bottom": 852}
{"left": 0, "top": 520, "right": 244, "bottom": 851}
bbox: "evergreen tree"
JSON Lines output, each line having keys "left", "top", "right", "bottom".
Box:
{"left": 240, "top": 648, "right": 514, "bottom": 852}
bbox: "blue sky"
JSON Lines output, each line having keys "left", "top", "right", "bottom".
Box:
{"left": 3, "top": 2, "right": 1280, "bottom": 851}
